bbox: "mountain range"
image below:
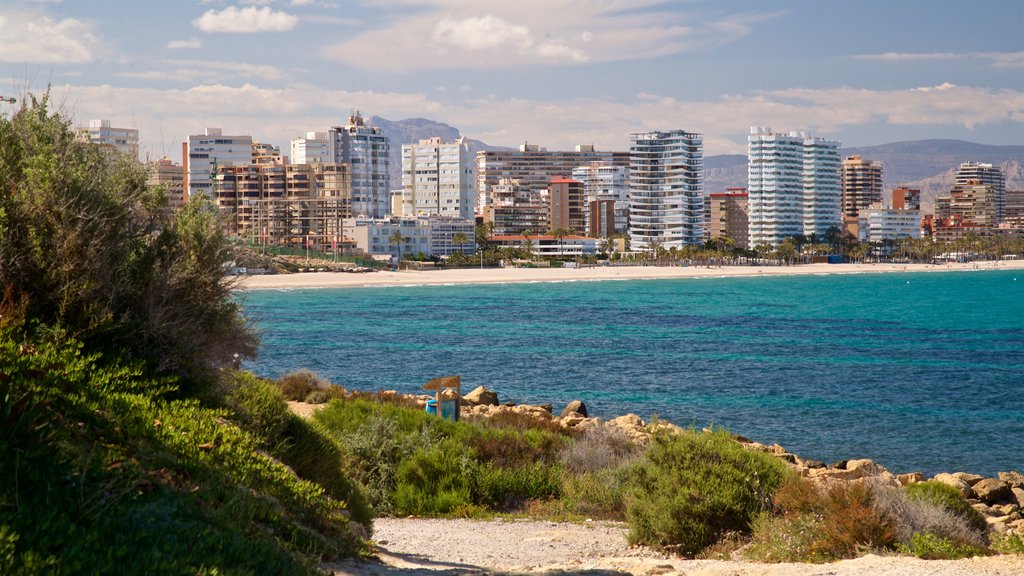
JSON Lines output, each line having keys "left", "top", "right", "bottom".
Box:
{"left": 371, "top": 117, "right": 1023, "bottom": 213}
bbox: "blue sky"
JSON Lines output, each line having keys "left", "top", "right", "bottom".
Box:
{"left": 1, "top": 0, "right": 1021, "bottom": 161}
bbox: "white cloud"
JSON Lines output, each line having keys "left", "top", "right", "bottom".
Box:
{"left": 16, "top": 78, "right": 1021, "bottom": 160}
{"left": 166, "top": 38, "right": 203, "bottom": 50}
{"left": 193, "top": 6, "right": 299, "bottom": 33}
{"left": 853, "top": 51, "right": 1024, "bottom": 69}
{"left": 322, "top": 1, "right": 765, "bottom": 70}
{"left": 117, "top": 59, "right": 290, "bottom": 82}
{"left": 0, "top": 11, "right": 101, "bottom": 64}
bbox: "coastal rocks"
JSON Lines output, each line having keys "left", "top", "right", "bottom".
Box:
{"left": 560, "top": 400, "right": 588, "bottom": 418}
{"left": 932, "top": 473, "right": 975, "bottom": 498}
{"left": 806, "top": 458, "right": 899, "bottom": 487}
{"left": 897, "top": 472, "right": 925, "bottom": 486}
{"left": 1011, "top": 487, "right": 1024, "bottom": 507}
{"left": 973, "top": 478, "right": 1012, "bottom": 503}
{"left": 953, "top": 472, "right": 985, "bottom": 486}
{"left": 606, "top": 414, "right": 649, "bottom": 444}
{"left": 999, "top": 471, "right": 1024, "bottom": 488}
{"left": 463, "top": 386, "right": 499, "bottom": 406}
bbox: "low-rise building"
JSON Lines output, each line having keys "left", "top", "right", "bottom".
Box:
{"left": 80, "top": 119, "right": 139, "bottom": 158}
{"left": 490, "top": 234, "right": 598, "bottom": 258}
{"left": 708, "top": 189, "right": 750, "bottom": 250}
{"left": 346, "top": 216, "right": 476, "bottom": 259}
{"left": 856, "top": 204, "right": 922, "bottom": 243}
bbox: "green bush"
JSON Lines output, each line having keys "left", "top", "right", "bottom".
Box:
{"left": 223, "top": 372, "right": 290, "bottom": 443}
{"left": 559, "top": 464, "right": 634, "bottom": 520}
{"left": 474, "top": 462, "right": 561, "bottom": 510}
{"left": 304, "top": 389, "right": 334, "bottom": 404}
{"left": 394, "top": 440, "right": 477, "bottom": 516}
{"left": 623, "top": 429, "right": 790, "bottom": 556}
{"left": 991, "top": 532, "right": 1024, "bottom": 554}
{"left": 896, "top": 531, "right": 986, "bottom": 560}
{"left": 904, "top": 481, "right": 988, "bottom": 534}
{"left": 744, "top": 512, "right": 828, "bottom": 563}
{"left": 278, "top": 370, "right": 327, "bottom": 401}
{"left": 559, "top": 426, "right": 637, "bottom": 474}
{"left": 0, "top": 94, "right": 256, "bottom": 387}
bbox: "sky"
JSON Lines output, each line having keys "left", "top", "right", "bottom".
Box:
{"left": 1, "top": 0, "right": 1022, "bottom": 161}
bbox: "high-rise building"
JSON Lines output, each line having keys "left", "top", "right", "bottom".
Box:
{"left": 1005, "top": 189, "right": 1024, "bottom": 225}
{"left": 146, "top": 158, "right": 184, "bottom": 213}
{"left": 948, "top": 180, "right": 999, "bottom": 228}
{"left": 184, "top": 128, "right": 253, "bottom": 199}
{"left": 841, "top": 155, "right": 883, "bottom": 219}
{"left": 329, "top": 113, "right": 390, "bottom": 218}
{"left": 401, "top": 137, "right": 476, "bottom": 219}
{"left": 290, "top": 132, "right": 332, "bottom": 164}
{"left": 483, "top": 178, "right": 549, "bottom": 237}
{"left": 955, "top": 162, "right": 1005, "bottom": 222}
{"left": 708, "top": 189, "right": 750, "bottom": 250}
{"left": 803, "top": 136, "right": 842, "bottom": 238}
{"left": 80, "top": 119, "right": 139, "bottom": 158}
{"left": 747, "top": 127, "right": 840, "bottom": 246}
{"left": 628, "top": 130, "right": 704, "bottom": 250}
{"left": 548, "top": 177, "right": 585, "bottom": 233}
{"left": 857, "top": 204, "right": 921, "bottom": 243}
{"left": 476, "top": 144, "right": 629, "bottom": 215}
{"left": 891, "top": 187, "right": 921, "bottom": 211}
{"left": 571, "top": 162, "right": 630, "bottom": 237}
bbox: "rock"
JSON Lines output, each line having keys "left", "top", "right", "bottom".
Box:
{"left": 897, "top": 472, "right": 925, "bottom": 486}
{"left": 776, "top": 453, "right": 797, "bottom": 464}
{"left": 973, "top": 478, "right": 1012, "bottom": 503}
{"left": 767, "top": 443, "right": 787, "bottom": 455}
{"left": 1010, "top": 487, "right": 1024, "bottom": 507}
{"left": 830, "top": 460, "right": 849, "bottom": 470}
{"left": 992, "top": 503, "right": 1017, "bottom": 516}
{"left": 559, "top": 414, "right": 586, "bottom": 428}
{"left": 998, "top": 471, "right": 1024, "bottom": 488}
{"left": 986, "top": 516, "right": 1009, "bottom": 534}
{"left": 933, "top": 473, "right": 975, "bottom": 499}
{"left": 972, "top": 503, "right": 998, "bottom": 517}
{"left": 799, "top": 459, "right": 826, "bottom": 469}
{"left": 463, "top": 386, "right": 499, "bottom": 406}
{"left": 538, "top": 403, "right": 552, "bottom": 414}
{"left": 560, "top": 400, "right": 588, "bottom": 418}
{"left": 953, "top": 472, "right": 985, "bottom": 486}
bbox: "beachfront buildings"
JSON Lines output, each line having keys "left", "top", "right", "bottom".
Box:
{"left": 482, "top": 178, "right": 550, "bottom": 236}
{"left": 146, "top": 158, "right": 185, "bottom": 212}
{"left": 475, "top": 144, "right": 629, "bottom": 215}
{"left": 184, "top": 128, "right": 253, "bottom": 199}
{"left": 955, "top": 162, "right": 1006, "bottom": 222}
{"left": 548, "top": 177, "right": 586, "bottom": 233}
{"left": 628, "top": 130, "right": 704, "bottom": 251}
{"left": 571, "top": 162, "right": 630, "bottom": 237}
{"left": 400, "top": 137, "right": 476, "bottom": 219}
{"left": 290, "top": 132, "right": 332, "bottom": 164}
{"left": 856, "top": 204, "right": 922, "bottom": 243}
{"left": 79, "top": 119, "right": 139, "bottom": 158}
{"left": 841, "top": 155, "right": 883, "bottom": 235}
{"left": 892, "top": 187, "right": 921, "bottom": 211}
{"left": 932, "top": 178, "right": 1000, "bottom": 242}
{"left": 346, "top": 215, "right": 476, "bottom": 259}
{"left": 1006, "top": 189, "right": 1024, "bottom": 226}
{"left": 490, "top": 234, "right": 598, "bottom": 258}
{"left": 747, "top": 127, "right": 841, "bottom": 247}
{"left": 708, "top": 189, "right": 750, "bottom": 250}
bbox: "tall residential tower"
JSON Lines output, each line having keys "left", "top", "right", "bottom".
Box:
{"left": 628, "top": 130, "right": 704, "bottom": 250}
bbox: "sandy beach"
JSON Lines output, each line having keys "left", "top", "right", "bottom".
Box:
{"left": 237, "top": 260, "right": 1024, "bottom": 290}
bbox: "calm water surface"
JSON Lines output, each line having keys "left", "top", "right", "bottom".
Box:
{"left": 241, "top": 269, "right": 1024, "bottom": 476}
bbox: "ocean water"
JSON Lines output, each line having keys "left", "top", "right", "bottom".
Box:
{"left": 240, "top": 269, "right": 1024, "bottom": 477}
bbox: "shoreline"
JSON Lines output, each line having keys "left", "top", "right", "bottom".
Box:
{"left": 236, "top": 259, "right": 1024, "bottom": 290}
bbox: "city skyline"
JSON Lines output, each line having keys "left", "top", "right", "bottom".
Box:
{"left": 1, "top": 0, "right": 1022, "bottom": 161}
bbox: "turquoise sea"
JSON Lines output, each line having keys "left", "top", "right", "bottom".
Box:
{"left": 241, "top": 269, "right": 1024, "bottom": 477}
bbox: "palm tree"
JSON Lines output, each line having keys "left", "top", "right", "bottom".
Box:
{"left": 549, "top": 227, "right": 574, "bottom": 259}
{"left": 452, "top": 231, "right": 469, "bottom": 256}
{"left": 388, "top": 229, "right": 405, "bottom": 267}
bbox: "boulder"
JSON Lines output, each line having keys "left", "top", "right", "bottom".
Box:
{"left": 799, "top": 458, "right": 826, "bottom": 469}
{"left": 953, "top": 472, "right": 985, "bottom": 486}
{"left": 998, "top": 471, "right": 1024, "bottom": 488}
{"left": 830, "top": 460, "right": 849, "bottom": 470}
{"left": 559, "top": 414, "right": 586, "bottom": 428}
{"left": 1010, "top": 487, "right": 1024, "bottom": 507}
{"left": 972, "top": 502, "right": 998, "bottom": 517}
{"left": 973, "top": 478, "right": 1012, "bottom": 504}
{"left": 932, "top": 473, "right": 974, "bottom": 499}
{"left": 538, "top": 403, "right": 553, "bottom": 414}
{"left": 897, "top": 472, "right": 925, "bottom": 486}
{"left": 463, "top": 386, "right": 499, "bottom": 406}
{"left": 560, "top": 400, "right": 588, "bottom": 418}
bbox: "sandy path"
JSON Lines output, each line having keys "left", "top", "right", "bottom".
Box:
{"left": 238, "top": 260, "right": 1024, "bottom": 290}
{"left": 325, "top": 518, "right": 1024, "bottom": 575}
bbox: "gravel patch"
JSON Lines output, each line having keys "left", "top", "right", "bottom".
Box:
{"left": 325, "top": 518, "right": 1024, "bottom": 576}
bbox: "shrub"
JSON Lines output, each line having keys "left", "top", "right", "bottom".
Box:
{"left": 474, "top": 462, "right": 561, "bottom": 510}
{"left": 223, "top": 372, "right": 290, "bottom": 443}
{"left": 559, "top": 464, "right": 634, "bottom": 520}
{"left": 0, "top": 95, "right": 257, "bottom": 388}
{"left": 904, "top": 481, "right": 988, "bottom": 534}
{"left": 305, "top": 389, "right": 334, "bottom": 404}
{"left": 873, "top": 483, "right": 985, "bottom": 547}
{"left": 623, "top": 429, "right": 790, "bottom": 556}
{"left": 744, "top": 512, "right": 828, "bottom": 563}
{"left": 991, "top": 532, "right": 1024, "bottom": 554}
{"left": 559, "top": 426, "right": 638, "bottom": 474}
{"left": 278, "top": 370, "right": 326, "bottom": 401}
{"left": 393, "top": 440, "right": 476, "bottom": 516}
{"left": 896, "top": 531, "right": 985, "bottom": 560}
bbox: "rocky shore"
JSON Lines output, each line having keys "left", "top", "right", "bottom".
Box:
{"left": 390, "top": 385, "right": 1024, "bottom": 539}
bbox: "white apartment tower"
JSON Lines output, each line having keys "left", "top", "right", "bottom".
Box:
{"left": 628, "top": 130, "right": 704, "bottom": 250}
{"left": 955, "top": 162, "right": 1005, "bottom": 222}
{"left": 290, "top": 132, "right": 332, "bottom": 164}
{"left": 80, "top": 119, "right": 139, "bottom": 158}
{"left": 401, "top": 137, "right": 476, "bottom": 219}
{"left": 184, "top": 128, "right": 254, "bottom": 199}
{"left": 748, "top": 127, "right": 840, "bottom": 246}
{"left": 330, "top": 113, "right": 390, "bottom": 218}
{"left": 571, "top": 162, "right": 630, "bottom": 236}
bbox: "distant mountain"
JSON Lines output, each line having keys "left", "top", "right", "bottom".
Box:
{"left": 704, "top": 140, "right": 1024, "bottom": 212}
{"left": 369, "top": 116, "right": 503, "bottom": 191}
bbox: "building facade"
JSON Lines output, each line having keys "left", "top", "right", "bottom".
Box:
{"left": 747, "top": 127, "right": 840, "bottom": 246}
{"left": 346, "top": 215, "right": 475, "bottom": 258}
{"left": 548, "top": 177, "right": 586, "bottom": 233}
{"left": 329, "top": 113, "right": 390, "bottom": 218}
{"left": 80, "top": 119, "right": 139, "bottom": 158}
{"left": 490, "top": 234, "right": 598, "bottom": 258}
{"left": 290, "top": 132, "right": 332, "bottom": 164}
{"left": 483, "top": 178, "right": 549, "bottom": 237}
{"left": 955, "top": 162, "right": 1005, "bottom": 222}
{"left": 571, "top": 162, "right": 629, "bottom": 237}
{"left": 184, "top": 128, "right": 253, "bottom": 199}
{"left": 146, "top": 158, "right": 184, "bottom": 212}
{"left": 708, "top": 189, "right": 750, "bottom": 250}
{"left": 628, "top": 130, "right": 704, "bottom": 250}
{"left": 891, "top": 187, "right": 921, "bottom": 211}
{"left": 476, "top": 144, "right": 629, "bottom": 215}
{"left": 401, "top": 137, "right": 476, "bottom": 219}
{"left": 841, "top": 155, "right": 883, "bottom": 219}
{"left": 856, "top": 205, "right": 922, "bottom": 243}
